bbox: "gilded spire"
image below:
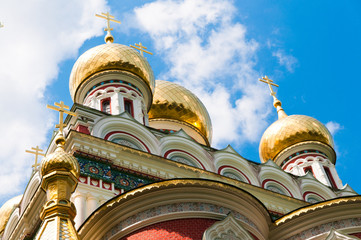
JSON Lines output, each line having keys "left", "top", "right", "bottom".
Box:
{"left": 95, "top": 12, "right": 121, "bottom": 43}
{"left": 259, "top": 76, "right": 287, "bottom": 119}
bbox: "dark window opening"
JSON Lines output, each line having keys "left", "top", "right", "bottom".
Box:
{"left": 101, "top": 98, "right": 111, "bottom": 114}
{"left": 124, "top": 99, "right": 133, "bottom": 117}
{"left": 304, "top": 166, "right": 313, "bottom": 175}
{"left": 324, "top": 167, "right": 337, "bottom": 189}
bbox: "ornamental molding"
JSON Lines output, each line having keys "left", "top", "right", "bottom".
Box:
{"left": 324, "top": 228, "right": 359, "bottom": 240}
{"left": 103, "top": 202, "right": 260, "bottom": 240}
{"left": 75, "top": 69, "right": 152, "bottom": 108}
{"left": 66, "top": 132, "right": 308, "bottom": 214}
{"left": 282, "top": 219, "right": 361, "bottom": 240}
{"left": 275, "top": 196, "right": 361, "bottom": 226}
{"left": 275, "top": 141, "right": 336, "bottom": 167}
{"left": 203, "top": 213, "right": 255, "bottom": 240}
{"left": 79, "top": 179, "right": 271, "bottom": 240}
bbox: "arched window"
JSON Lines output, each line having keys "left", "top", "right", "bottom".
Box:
{"left": 124, "top": 99, "right": 133, "bottom": 117}
{"left": 170, "top": 156, "right": 197, "bottom": 167}
{"left": 223, "top": 172, "right": 246, "bottom": 183}
{"left": 266, "top": 184, "right": 286, "bottom": 195}
{"left": 111, "top": 138, "right": 141, "bottom": 150}
{"left": 324, "top": 167, "right": 337, "bottom": 189}
{"left": 304, "top": 192, "right": 325, "bottom": 203}
{"left": 101, "top": 98, "right": 111, "bottom": 114}
{"left": 306, "top": 196, "right": 321, "bottom": 204}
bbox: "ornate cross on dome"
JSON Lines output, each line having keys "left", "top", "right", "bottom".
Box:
{"left": 130, "top": 42, "right": 153, "bottom": 57}
{"left": 96, "top": 12, "right": 121, "bottom": 43}
{"left": 26, "top": 146, "right": 45, "bottom": 171}
{"left": 259, "top": 76, "right": 288, "bottom": 119}
{"left": 259, "top": 76, "right": 279, "bottom": 97}
{"left": 47, "top": 101, "right": 77, "bottom": 133}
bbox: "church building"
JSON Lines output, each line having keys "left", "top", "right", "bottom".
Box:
{"left": 0, "top": 12, "right": 360, "bottom": 240}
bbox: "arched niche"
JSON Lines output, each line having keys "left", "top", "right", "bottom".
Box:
{"left": 259, "top": 161, "right": 302, "bottom": 199}
{"left": 92, "top": 116, "right": 160, "bottom": 155}
{"left": 214, "top": 150, "right": 259, "bottom": 186}
{"left": 78, "top": 179, "right": 271, "bottom": 240}
{"left": 159, "top": 136, "right": 215, "bottom": 171}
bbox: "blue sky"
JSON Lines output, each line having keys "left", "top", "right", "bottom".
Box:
{"left": 0, "top": 0, "right": 360, "bottom": 205}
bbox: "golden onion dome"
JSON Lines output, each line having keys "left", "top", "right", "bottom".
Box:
{"left": 0, "top": 195, "right": 22, "bottom": 234}
{"left": 259, "top": 114, "right": 334, "bottom": 163}
{"left": 41, "top": 141, "right": 80, "bottom": 179}
{"left": 149, "top": 80, "right": 212, "bottom": 144}
{"left": 69, "top": 43, "right": 155, "bottom": 101}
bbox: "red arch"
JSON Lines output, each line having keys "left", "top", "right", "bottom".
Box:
{"left": 105, "top": 131, "right": 150, "bottom": 153}
{"left": 164, "top": 149, "right": 206, "bottom": 170}
{"left": 217, "top": 165, "right": 251, "bottom": 184}
{"left": 262, "top": 179, "right": 294, "bottom": 197}
{"left": 302, "top": 191, "right": 326, "bottom": 201}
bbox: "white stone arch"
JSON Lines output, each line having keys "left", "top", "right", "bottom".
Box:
{"left": 284, "top": 155, "right": 343, "bottom": 189}
{"left": 78, "top": 180, "right": 271, "bottom": 240}
{"left": 2, "top": 207, "right": 20, "bottom": 240}
{"left": 92, "top": 115, "right": 160, "bottom": 155}
{"left": 159, "top": 136, "right": 215, "bottom": 171}
{"left": 20, "top": 171, "right": 41, "bottom": 213}
{"left": 220, "top": 168, "right": 249, "bottom": 183}
{"left": 300, "top": 176, "right": 337, "bottom": 202}
{"left": 213, "top": 148, "right": 260, "bottom": 186}
{"left": 259, "top": 161, "right": 302, "bottom": 199}
{"left": 108, "top": 132, "right": 147, "bottom": 152}
{"left": 167, "top": 151, "right": 202, "bottom": 169}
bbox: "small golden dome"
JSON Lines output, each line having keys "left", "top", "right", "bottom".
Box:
{"left": 259, "top": 115, "right": 334, "bottom": 163}
{"left": 41, "top": 145, "right": 80, "bottom": 179}
{"left": 0, "top": 195, "right": 22, "bottom": 234}
{"left": 149, "top": 80, "right": 212, "bottom": 145}
{"left": 69, "top": 43, "right": 155, "bottom": 101}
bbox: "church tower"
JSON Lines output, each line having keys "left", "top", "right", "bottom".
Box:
{"left": 259, "top": 76, "right": 343, "bottom": 194}
{"left": 69, "top": 13, "right": 155, "bottom": 126}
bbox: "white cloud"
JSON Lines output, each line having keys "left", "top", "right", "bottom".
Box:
{"left": 272, "top": 49, "right": 298, "bottom": 72}
{"left": 326, "top": 121, "right": 343, "bottom": 135}
{"left": 134, "top": 0, "right": 271, "bottom": 147}
{"left": 0, "top": 0, "right": 108, "bottom": 204}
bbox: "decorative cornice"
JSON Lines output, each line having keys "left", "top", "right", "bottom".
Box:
{"left": 67, "top": 131, "right": 308, "bottom": 215}
{"left": 275, "top": 196, "right": 361, "bottom": 225}
{"left": 275, "top": 141, "right": 336, "bottom": 167}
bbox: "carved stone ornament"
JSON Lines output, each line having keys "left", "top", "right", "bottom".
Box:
{"left": 203, "top": 213, "right": 254, "bottom": 240}
{"left": 324, "top": 228, "right": 359, "bottom": 240}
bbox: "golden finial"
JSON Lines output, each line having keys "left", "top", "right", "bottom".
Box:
{"left": 47, "top": 101, "right": 77, "bottom": 145}
{"left": 95, "top": 12, "right": 121, "bottom": 43}
{"left": 259, "top": 76, "right": 287, "bottom": 119}
{"left": 0, "top": 22, "right": 4, "bottom": 28}
{"left": 130, "top": 42, "right": 153, "bottom": 57}
{"left": 26, "top": 146, "right": 45, "bottom": 171}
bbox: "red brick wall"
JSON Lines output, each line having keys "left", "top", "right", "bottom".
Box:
{"left": 120, "top": 218, "right": 216, "bottom": 240}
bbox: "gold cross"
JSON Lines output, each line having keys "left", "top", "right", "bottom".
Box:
{"left": 26, "top": 146, "right": 45, "bottom": 170}
{"left": 130, "top": 42, "right": 153, "bottom": 57}
{"left": 47, "top": 101, "right": 77, "bottom": 133}
{"left": 259, "top": 76, "right": 279, "bottom": 96}
{"left": 96, "top": 12, "right": 121, "bottom": 35}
